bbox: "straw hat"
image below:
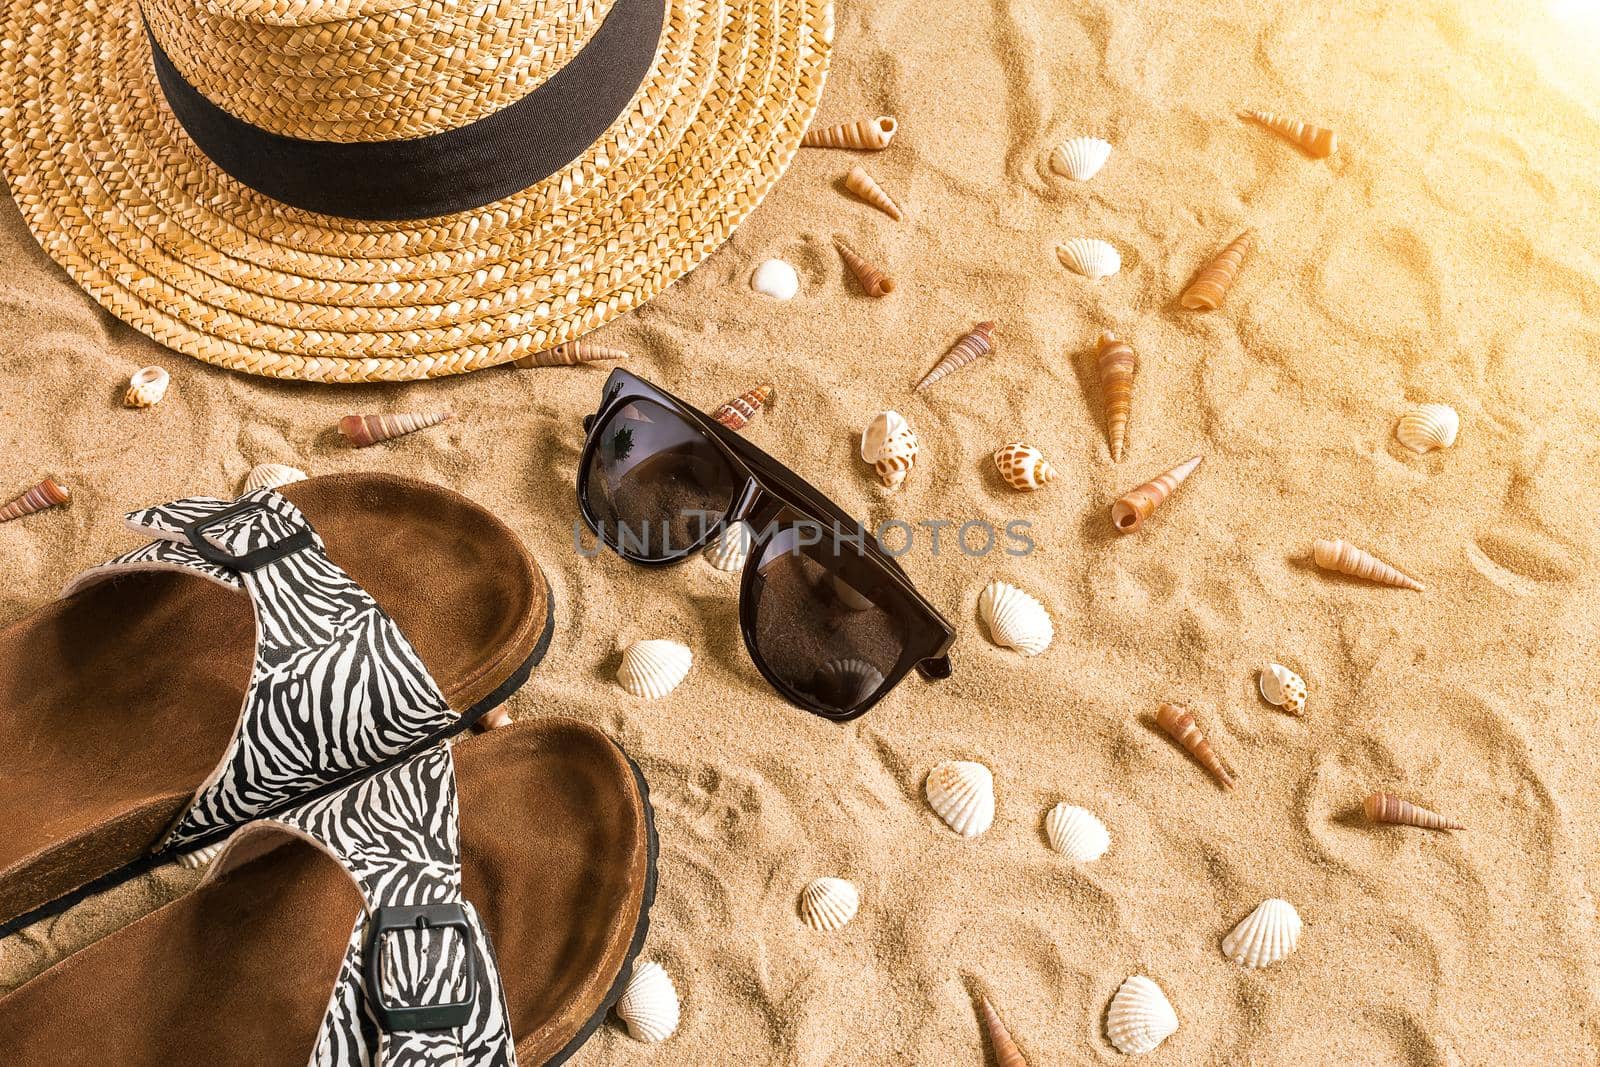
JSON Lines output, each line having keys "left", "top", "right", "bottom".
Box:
{"left": 0, "top": 0, "right": 831, "bottom": 381}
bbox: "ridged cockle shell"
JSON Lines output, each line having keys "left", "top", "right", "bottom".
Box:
{"left": 1057, "top": 238, "right": 1121, "bottom": 280}
{"left": 1105, "top": 975, "right": 1178, "bottom": 1055}
{"left": 1395, "top": 404, "right": 1459, "bottom": 454}
{"left": 1049, "top": 137, "right": 1112, "bottom": 181}
{"left": 617, "top": 639, "right": 693, "bottom": 699}
{"left": 925, "top": 760, "right": 995, "bottom": 838}
{"left": 799, "top": 877, "right": 859, "bottom": 931}
{"left": 615, "top": 961, "right": 680, "bottom": 1043}
{"left": 978, "top": 580, "right": 1053, "bottom": 656}
{"left": 1222, "top": 899, "right": 1303, "bottom": 968}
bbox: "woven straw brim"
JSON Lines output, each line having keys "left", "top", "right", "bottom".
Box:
{"left": 0, "top": 0, "right": 831, "bottom": 381}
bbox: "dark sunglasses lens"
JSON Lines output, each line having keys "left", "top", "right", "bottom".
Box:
{"left": 584, "top": 398, "right": 743, "bottom": 561}
{"left": 749, "top": 525, "right": 909, "bottom": 715}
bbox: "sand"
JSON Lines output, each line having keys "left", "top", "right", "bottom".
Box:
{"left": 3, "top": 0, "right": 1600, "bottom": 1061}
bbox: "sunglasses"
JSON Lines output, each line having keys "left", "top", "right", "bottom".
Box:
{"left": 577, "top": 369, "right": 956, "bottom": 720}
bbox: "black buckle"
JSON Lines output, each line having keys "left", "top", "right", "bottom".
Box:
{"left": 363, "top": 903, "right": 478, "bottom": 1034}
{"left": 181, "top": 500, "right": 314, "bottom": 573}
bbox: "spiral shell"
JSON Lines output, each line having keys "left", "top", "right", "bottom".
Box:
{"left": 1258, "top": 663, "right": 1307, "bottom": 715}
{"left": 1106, "top": 975, "right": 1178, "bottom": 1055}
{"left": 617, "top": 639, "right": 693, "bottom": 700}
{"left": 0, "top": 478, "right": 70, "bottom": 522}
{"left": 1044, "top": 804, "right": 1110, "bottom": 862}
{"left": 860, "top": 410, "right": 919, "bottom": 490}
{"left": 241, "top": 463, "right": 308, "bottom": 495}
{"left": 1049, "top": 136, "right": 1113, "bottom": 181}
{"left": 844, "top": 166, "right": 904, "bottom": 220}
{"left": 979, "top": 996, "right": 1031, "bottom": 1067}
{"left": 1156, "top": 702, "right": 1236, "bottom": 790}
{"left": 1242, "top": 109, "right": 1338, "bottom": 157}
{"left": 993, "top": 443, "right": 1058, "bottom": 491}
{"left": 979, "top": 580, "right": 1053, "bottom": 657}
{"left": 712, "top": 384, "right": 775, "bottom": 431}
{"left": 914, "top": 321, "right": 996, "bottom": 391}
{"left": 1181, "top": 230, "right": 1255, "bottom": 311}
{"left": 615, "top": 961, "right": 680, "bottom": 1043}
{"left": 1395, "top": 404, "right": 1459, "bottom": 454}
{"left": 511, "top": 340, "right": 629, "bottom": 368}
{"left": 1111, "top": 456, "right": 1201, "bottom": 533}
{"left": 799, "top": 877, "right": 859, "bottom": 931}
{"left": 1222, "top": 898, "right": 1303, "bottom": 968}
{"left": 1363, "top": 792, "right": 1463, "bottom": 831}
{"left": 1312, "top": 539, "right": 1423, "bottom": 591}
{"left": 703, "top": 521, "right": 754, "bottom": 572}
{"left": 837, "top": 243, "right": 895, "bottom": 297}
{"left": 124, "top": 366, "right": 170, "bottom": 408}
{"left": 1096, "top": 332, "right": 1139, "bottom": 462}
{"left": 1057, "top": 238, "right": 1121, "bottom": 280}
{"left": 803, "top": 116, "right": 897, "bottom": 150}
{"left": 338, "top": 412, "right": 453, "bottom": 447}
{"left": 925, "top": 760, "right": 996, "bottom": 838}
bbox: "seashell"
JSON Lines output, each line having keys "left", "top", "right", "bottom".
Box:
{"left": 914, "top": 321, "right": 996, "bottom": 391}
{"left": 1222, "top": 898, "right": 1303, "bottom": 968}
{"left": 844, "top": 165, "right": 904, "bottom": 221}
{"left": 615, "top": 961, "right": 680, "bottom": 1043}
{"left": 1049, "top": 136, "right": 1113, "bottom": 181}
{"left": 511, "top": 340, "right": 629, "bottom": 368}
{"left": 1106, "top": 975, "right": 1178, "bottom": 1056}
{"left": 617, "top": 639, "right": 693, "bottom": 700}
{"left": 712, "top": 383, "right": 776, "bottom": 431}
{"left": 1241, "top": 109, "right": 1338, "bottom": 158}
{"left": 1181, "top": 230, "right": 1255, "bottom": 311}
{"left": 836, "top": 242, "right": 895, "bottom": 297}
{"left": 124, "top": 365, "right": 170, "bottom": 408}
{"left": 815, "top": 657, "right": 886, "bottom": 707}
{"left": 1156, "top": 702, "right": 1236, "bottom": 790}
{"left": 1395, "top": 403, "right": 1459, "bottom": 454}
{"left": 979, "top": 996, "right": 1031, "bottom": 1067}
{"left": 1363, "top": 791, "right": 1463, "bottom": 831}
{"left": 1096, "top": 332, "right": 1138, "bottom": 462}
{"left": 1258, "top": 663, "right": 1307, "bottom": 716}
{"left": 860, "top": 410, "right": 919, "bottom": 490}
{"left": 0, "top": 477, "right": 70, "bottom": 522}
{"left": 1044, "top": 803, "right": 1110, "bottom": 862}
{"left": 993, "top": 443, "right": 1058, "bottom": 492}
{"left": 703, "top": 520, "right": 754, "bottom": 572}
{"left": 1111, "top": 456, "right": 1201, "bottom": 533}
{"left": 175, "top": 840, "right": 226, "bottom": 870}
{"left": 803, "top": 115, "right": 898, "bottom": 150}
{"left": 242, "top": 463, "right": 308, "bottom": 495}
{"left": 978, "top": 580, "right": 1053, "bottom": 657}
{"left": 1312, "top": 539, "right": 1423, "bottom": 591}
{"left": 925, "top": 760, "right": 996, "bottom": 838}
{"left": 798, "top": 877, "right": 859, "bottom": 931}
{"left": 338, "top": 412, "right": 453, "bottom": 447}
{"left": 476, "top": 707, "right": 513, "bottom": 732}
{"left": 1057, "top": 238, "right": 1121, "bottom": 280}
{"left": 751, "top": 258, "right": 800, "bottom": 300}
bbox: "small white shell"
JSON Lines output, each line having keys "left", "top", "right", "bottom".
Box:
{"left": 751, "top": 258, "right": 800, "bottom": 300}
{"left": 615, "top": 960, "right": 680, "bottom": 1043}
{"left": 1044, "top": 803, "right": 1110, "bottom": 862}
{"left": 978, "top": 580, "right": 1053, "bottom": 657}
{"left": 124, "top": 366, "right": 170, "bottom": 408}
{"left": 860, "top": 410, "right": 919, "bottom": 490}
{"left": 1395, "top": 403, "right": 1459, "bottom": 454}
{"left": 1050, "top": 136, "right": 1113, "bottom": 181}
{"left": 1057, "top": 238, "right": 1122, "bottom": 280}
{"left": 1222, "top": 898, "right": 1303, "bottom": 968}
{"left": 925, "top": 760, "right": 995, "bottom": 838}
{"left": 617, "top": 639, "right": 693, "bottom": 700}
{"left": 799, "top": 877, "right": 859, "bottom": 931}
{"left": 175, "top": 841, "right": 226, "bottom": 869}
{"left": 1258, "top": 663, "right": 1307, "bottom": 715}
{"left": 242, "top": 463, "right": 309, "bottom": 495}
{"left": 1106, "top": 975, "right": 1178, "bottom": 1055}
{"left": 703, "top": 521, "right": 753, "bottom": 572}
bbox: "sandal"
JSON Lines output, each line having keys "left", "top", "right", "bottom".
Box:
{"left": 0, "top": 719, "right": 657, "bottom": 1065}
{"left": 0, "top": 473, "right": 553, "bottom": 934}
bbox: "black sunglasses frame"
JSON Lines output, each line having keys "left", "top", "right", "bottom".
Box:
{"left": 577, "top": 368, "right": 956, "bottom": 720}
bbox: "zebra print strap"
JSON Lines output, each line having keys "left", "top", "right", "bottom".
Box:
{"left": 205, "top": 745, "right": 517, "bottom": 1066}
{"left": 62, "top": 488, "right": 458, "bottom": 850}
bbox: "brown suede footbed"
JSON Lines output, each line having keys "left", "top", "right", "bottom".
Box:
{"left": 0, "top": 474, "right": 548, "bottom": 929}
{"left": 0, "top": 719, "right": 654, "bottom": 1065}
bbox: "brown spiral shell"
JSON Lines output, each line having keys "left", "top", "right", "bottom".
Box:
{"left": 1095, "top": 332, "right": 1138, "bottom": 462}
{"left": 0, "top": 477, "right": 70, "bottom": 522}
{"left": 844, "top": 166, "right": 904, "bottom": 221}
{"left": 338, "top": 412, "right": 453, "bottom": 447}
{"left": 914, "top": 322, "right": 996, "bottom": 391}
{"left": 836, "top": 243, "right": 895, "bottom": 297}
{"left": 1181, "top": 230, "right": 1255, "bottom": 311}
{"left": 803, "top": 116, "right": 898, "bottom": 150}
{"left": 1364, "top": 792, "right": 1462, "bottom": 831}
{"left": 712, "top": 384, "right": 776, "bottom": 432}
{"left": 512, "top": 340, "right": 630, "bottom": 368}
{"left": 1242, "top": 110, "right": 1337, "bottom": 158}
{"left": 1156, "top": 702, "right": 1236, "bottom": 790}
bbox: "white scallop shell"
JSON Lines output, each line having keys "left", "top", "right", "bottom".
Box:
{"left": 1050, "top": 136, "right": 1113, "bottom": 181}
{"left": 1044, "top": 803, "right": 1110, "bottom": 862}
{"left": 751, "top": 258, "right": 800, "bottom": 300}
{"left": 124, "top": 365, "right": 170, "bottom": 408}
{"left": 1105, "top": 975, "right": 1178, "bottom": 1055}
{"left": 1395, "top": 403, "right": 1459, "bottom": 454}
{"left": 1258, "top": 663, "right": 1307, "bottom": 715}
{"left": 1221, "top": 898, "right": 1303, "bottom": 969}
{"left": 175, "top": 840, "right": 226, "bottom": 870}
{"left": 617, "top": 639, "right": 692, "bottom": 699}
{"left": 924, "top": 760, "right": 995, "bottom": 838}
{"left": 615, "top": 960, "right": 680, "bottom": 1043}
{"left": 816, "top": 657, "right": 885, "bottom": 706}
{"left": 242, "top": 463, "right": 309, "bottom": 495}
{"left": 978, "top": 580, "right": 1053, "bottom": 657}
{"left": 703, "top": 521, "right": 753, "bottom": 572}
{"left": 799, "top": 877, "right": 859, "bottom": 931}
{"left": 1057, "top": 238, "right": 1122, "bottom": 280}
